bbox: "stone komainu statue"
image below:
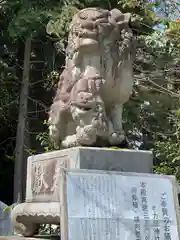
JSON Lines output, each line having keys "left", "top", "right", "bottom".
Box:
{"left": 48, "top": 8, "right": 135, "bottom": 148}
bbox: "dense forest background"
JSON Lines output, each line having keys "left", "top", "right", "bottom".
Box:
{"left": 0, "top": 0, "right": 179, "bottom": 205}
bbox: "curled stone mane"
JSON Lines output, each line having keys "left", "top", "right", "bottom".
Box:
{"left": 49, "top": 8, "right": 135, "bottom": 149}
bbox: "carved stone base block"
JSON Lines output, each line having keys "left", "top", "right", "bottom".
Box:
{"left": 26, "top": 147, "right": 153, "bottom": 202}
{"left": 11, "top": 147, "right": 153, "bottom": 236}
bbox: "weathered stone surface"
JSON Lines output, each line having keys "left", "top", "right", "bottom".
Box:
{"left": 11, "top": 147, "right": 153, "bottom": 237}
{"left": 48, "top": 8, "right": 135, "bottom": 149}
{"left": 26, "top": 147, "right": 153, "bottom": 202}
{"left": 60, "top": 169, "right": 180, "bottom": 240}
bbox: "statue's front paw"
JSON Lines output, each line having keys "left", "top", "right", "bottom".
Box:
{"left": 61, "top": 135, "right": 79, "bottom": 148}
{"left": 76, "top": 125, "right": 97, "bottom": 145}
{"left": 108, "top": 131, "right": 125, "bottom": 145}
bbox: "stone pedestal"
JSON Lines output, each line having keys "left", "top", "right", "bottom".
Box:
{"left": 11, "top": 147, "right": 153, "bottom": 236}
{"left": 0, "top": 237, "right": 59, "bottom": 240}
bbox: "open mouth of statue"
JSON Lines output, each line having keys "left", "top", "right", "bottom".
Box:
{"left": 76, "top": 38, "right": 100, "bottom": 52}
{"left": 83, "top": 75, "right": 105, "bottom": 91}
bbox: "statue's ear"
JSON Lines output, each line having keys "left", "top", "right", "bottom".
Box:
{"left": 111, "top": 9, "right": 131, "bottom": 29}
{"left": 110, "top": 8, "right": 123, "bottom": 20}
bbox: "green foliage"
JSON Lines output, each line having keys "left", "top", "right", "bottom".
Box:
{"left": 36, "top": 121, "right": 54, "bottom": 152}
{"left": 118, "top": 0, "right": 160, "bottom": 34}
{"left": 154, "top": 108, "right": 180, "bottom": 181}
{"left": 36, "top": 131, "right": 54, "bottom": 152}
{"left": 166, "top": 20, "right": 180, "bottom": 43}
{"left": 3, "top": 204, "right": 16, "bottom": 212}
{"left": 7, "top": 0, "right": 80, "bottom": 39}
{"left": 0, "top": 58, "right": 19, "bottom": 122}
{"left": 46, "top": 5, "right": 79, "bottom": 38}
{"left": 39, "top": 224, "right": 60, "bottom": 235}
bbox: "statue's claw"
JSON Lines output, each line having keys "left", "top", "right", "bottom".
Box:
{"left": 108, "top": 131, "right": 125, "bottom": 145}
{"left": 61, "top": 135, "right": 79, "bottom": 148}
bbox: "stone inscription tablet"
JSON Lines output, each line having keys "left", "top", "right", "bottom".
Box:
{"left": 60, "top": 170, "right": 180, "bottom": 240}
{"left": 28, "top": 155, "right": 70, "bottom": 202}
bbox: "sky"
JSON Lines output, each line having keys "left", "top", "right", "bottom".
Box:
{"left": 151, "top": 0, "right": 179, "bottom": 32}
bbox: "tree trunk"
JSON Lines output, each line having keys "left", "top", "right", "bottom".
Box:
{"left": 13, "top": 37, "right": 31, "bottom": 203}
